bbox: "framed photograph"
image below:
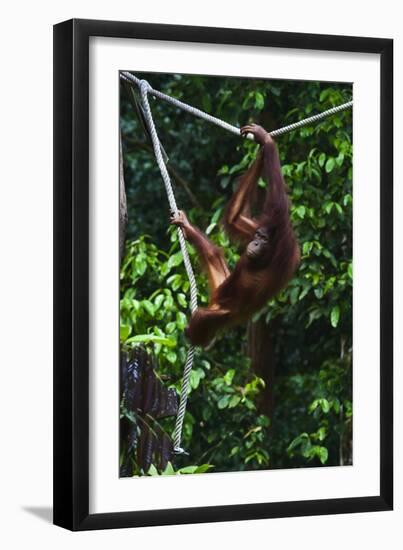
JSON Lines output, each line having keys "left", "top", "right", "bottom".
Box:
{"left": 53, "top": 19, "right": 393, "bottom": 530}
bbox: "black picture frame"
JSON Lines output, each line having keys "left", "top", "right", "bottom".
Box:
{"left": 53, "top": 18, "right": 393, "bottom": 531}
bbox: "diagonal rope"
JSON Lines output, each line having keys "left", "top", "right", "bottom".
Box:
{"left": 122, "top": 71, "right": 244, "bottom": 137}
{"left": 138, "top": 80, "right": 197, "bottom": 455}
{"left": 121, "top": 71, "right": 352, "bottom": 140}
{"left": 269, "top": 101, "right": 353, "bottom": 137}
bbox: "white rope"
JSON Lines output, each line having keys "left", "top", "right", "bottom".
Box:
{"left": 122, "top": 71, "right": 242, "bottom": 137}
{"left": 269, "top": 101, "right": 353, "bottom": 137}
{"left": 138, "top": 80, "right": 197, "bottom": 454}
{"left": 121, "top": 71, "right": 352, "bottom": 139}
{"left": 124, "top": 72, "right": 353, "bottom": 455}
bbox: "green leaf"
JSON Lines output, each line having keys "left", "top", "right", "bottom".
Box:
{"left": 287, "top": 432, "right": 309, "bottom": 453}
{"left": 302, "top": 241, "right": 313, "bottom": 255}
{"left": 290, "top": 286, "right": 300, "bottom": 305}
{"left": 217, "top": 165, "right": 229, "bottom": 175}
{"left": 125, "top": 334, "right": 176, "bottom": 347}
{"left": 211, "top": 207, "right": 223, "bottom": 224}
{"left": 190, "top": 369, "right": 205, "bottom": 390}
{"left": 120, "top": 324, "right": 130, "bottom": 341}
{"left": 320, "top": 89, "right": 330, "bottom": 102}
{"left": 166, "top": 322, "right": 176, "bottom": 334}
{"left": 168, "top": 251, "right": 183, "bottom": 268}
{"left": 314, "top": 287, "right": 323, "bottom": 299}
{"left": 154, "top": 294, "right": 165, "bottom": 309}
{"left": 166, "top": 350, "right": 177, "bottom": 364}
{"left": 319, "top": 398, "right": 330, "bottom": 413}
{"left": 194, "top": 464, "right": 214, "bottom": 474}
{"left": 228, "top": 395, "right": 241, "bottom": 408}
{"left": 147, "top": 464, "right": 159, "bottom": 476}
{"left": 318, "top": 152, "right": 326, "bottom": 167}
{"left": 177, "top": 293, "right": 187, "bottom": 307}
{"left": 167, "top": 273, "right": 182, "bottom": 291}
{"left": 343, "top": 193, "right": 352, "bottom": 206}
{"left": 282, "top": 164, "right": 293, "bottom": 177}
{"left": 307, "top": 308, "right": 322, "bottom": 327}
{"left": 224, "top": 369, "right": 235, "bottom": 385}
{"left": 299, "top": 286, "right": 310, "bottom": 301}
{"left": 206, "top": 222, "right": 216, "bottom": 235}
{"left": 325, "top": 157, "right": 335, "bottom": 173}
{"left": 318, "top": 446, "right": 328, "bottom": 464}
{"left": 143, "top": 300, "right": 155, "bottom": 316}
{"left": 242, "top": 91, "right": 254, "bottom": 110}
{"left": 230, "top": 446, "right": 239, "bottom": 457}
{"left": 177, "top": 465, "right": 198, "bottom": 474}
{"left": 218, "top": 395, "right": 230, "bottom": 409}
{"left": 176, "top": 311, "right": 188, "bottom": 330}
{"left": 295, "top": 205, "right": 306, "bottom": 219}
{"left": 334, "top": 202, "right": 343, "bottom": 215}
{"left": 134, "top": 255, "right": 147, "bottom": 275}
{"left": 330, "top": 305, "right": 340, "bottom": 328}
{"left": 336, "top": 152, "right": 345, "bottom": 167}
{"left": 162, "top": 462, "right": 175, "bottom": 476}
{"left": 254, "top": 91, "right": 265, "bottom": 110}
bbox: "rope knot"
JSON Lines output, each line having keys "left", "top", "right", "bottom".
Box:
{"left": 139, "top": 79, "right": 152, "bottom": 94}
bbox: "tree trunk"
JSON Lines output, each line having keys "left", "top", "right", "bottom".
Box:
{"left": 119, "top": 134, "right": 128, "bottom": 264}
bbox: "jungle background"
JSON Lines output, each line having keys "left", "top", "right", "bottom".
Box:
{"left": 119, "top": 73, "right": 352, "bottom": 476}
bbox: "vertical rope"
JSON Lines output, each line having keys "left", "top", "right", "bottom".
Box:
{"left": 139, "top": 80, "right": 197, "bottom": 454}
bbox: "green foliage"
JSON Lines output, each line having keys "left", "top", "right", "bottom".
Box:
{"left": 146, "top": 462, "right": 214, "bottom": 476}
{"left": 120, "top": 74, "right": 352, "bottom": 473}
{"left": 120, "top": 234, "right": 272, "bottom": 471}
